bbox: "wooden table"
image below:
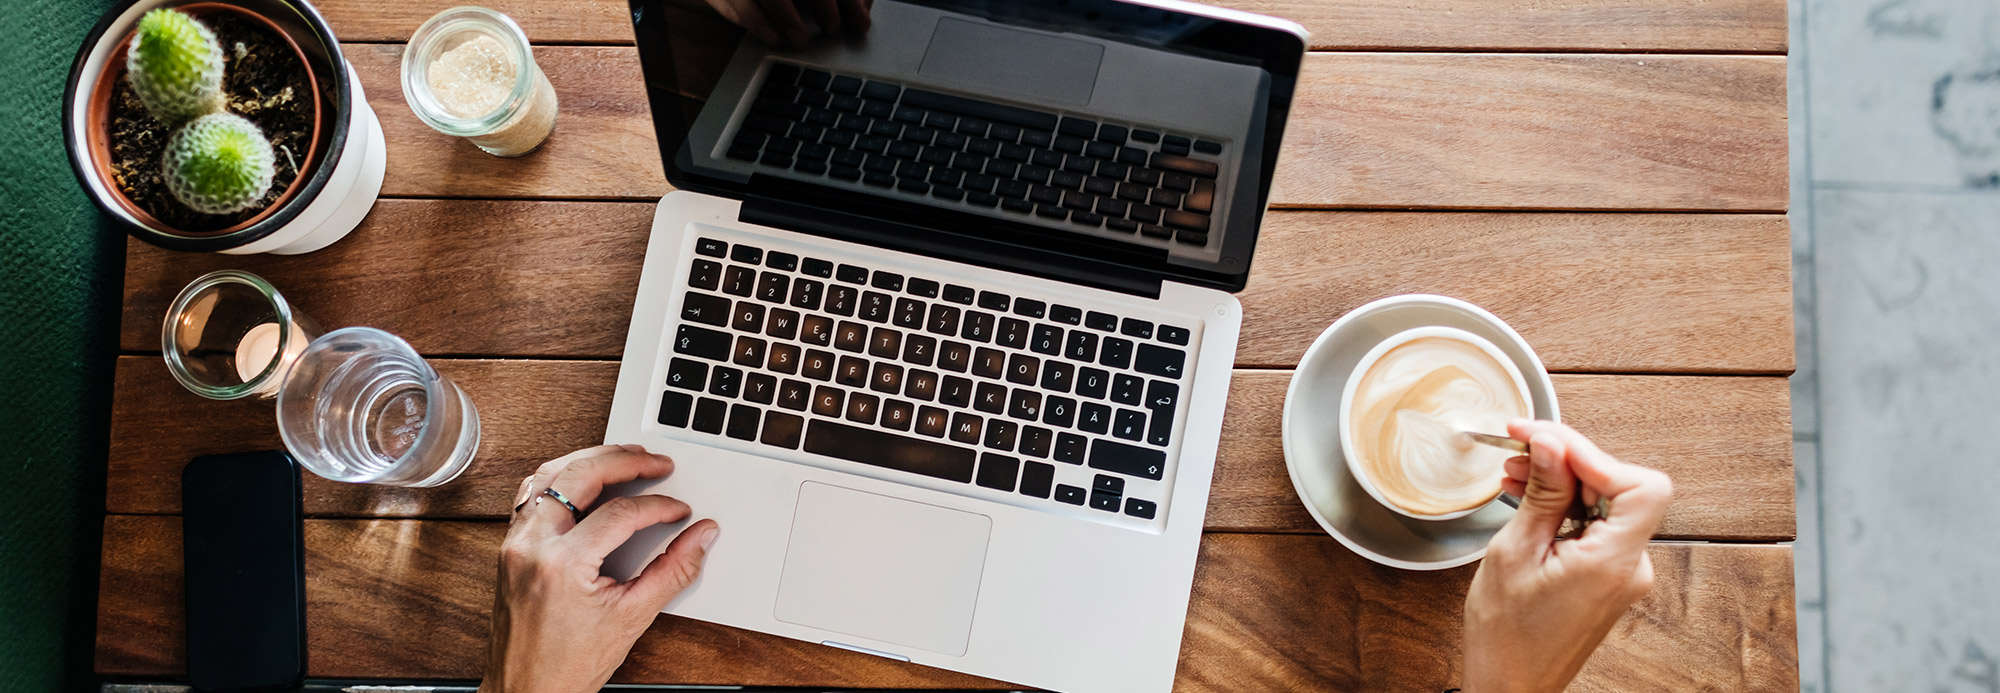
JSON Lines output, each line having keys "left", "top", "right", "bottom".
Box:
{"left": 95, "top": 0, "right": 1797, "bottom": 689}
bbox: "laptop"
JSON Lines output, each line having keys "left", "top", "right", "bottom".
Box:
{"left": 599, "top": 2, "right": 1306, "bottom": 690}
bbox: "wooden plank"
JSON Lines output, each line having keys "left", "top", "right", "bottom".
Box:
{"left": 98, "top": 516, "right": 1796, "bottom": 690}
{"left": 105, "top": 357, "right": 1792, "bottom": 541}
{"left": 341, "top": 46, "right": 1784, "bottom": 210}
{"left": 121, "top": 203, "right": 1793, "bottom": 374}
{"left": 314, "top": 0, "right": 1786, "bottom": 53}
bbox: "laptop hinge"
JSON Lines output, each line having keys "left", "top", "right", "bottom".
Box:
{"left": 738, "top": 196, "right": 1168, "bottom": 300}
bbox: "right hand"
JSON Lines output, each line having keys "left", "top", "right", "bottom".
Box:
{"left": 1460, "top": 420, "right": 1673, "bottom": 693}
{"left": 703, "top": 0, "right": 874, "bottom": 49}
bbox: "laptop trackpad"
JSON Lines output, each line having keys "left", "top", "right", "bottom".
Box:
{"left": 774, "top": 482, "right": 992, "bottom": 657}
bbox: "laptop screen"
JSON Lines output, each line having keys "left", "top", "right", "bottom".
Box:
{"left": 630, "top": 0, "right": 1306, "bottom": 293}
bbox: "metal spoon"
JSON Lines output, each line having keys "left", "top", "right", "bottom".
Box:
{"left": 1464, "top": 430, "right": 1610, "bottom": 527}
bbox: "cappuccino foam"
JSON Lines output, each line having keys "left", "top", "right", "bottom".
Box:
{"left": 1349, "top": 336, "right": 1528, "bottom": 516}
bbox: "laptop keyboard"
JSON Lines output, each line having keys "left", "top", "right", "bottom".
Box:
{"left": 726, "top": 62, "right": 1225, "bottom": 248}
{"left": 656, "top": 235, "right": 1195, "bottom": 522}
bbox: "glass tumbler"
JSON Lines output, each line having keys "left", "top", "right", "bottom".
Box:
{"left": 163, "top": 270, "right": 324, "bottom": 400}
{"left": 401, "top": 6, "right": 559, "bottom": 157}
{"left": 277, "top": 327, "right": 480, "bottom": 487}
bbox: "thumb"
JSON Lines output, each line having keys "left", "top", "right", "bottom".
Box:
{"left": 625, "top": 520, "right": 719, "bottom": 610}
{"left": 1506, "top": 432, "right": 1576, "bottom": 543}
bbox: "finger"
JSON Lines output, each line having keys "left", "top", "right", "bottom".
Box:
{"left": 726, "top": 0, "right": 784, "bottom": 46}
{"left": 1572, "top": 448, "right": 1673, "bottom": 556}
{"left": 800, "top": 0, "right": 840, "bottom": 37}
{"left": 836, "top": 0, "right": 871, "bottom": 33}
{"left": 1502, "top": 431, "right": 1576, "bottom": 543}
{"left": 526, "top": 444, "right": 634, "bottom": 502}
{"left": 1503, "top": 454, "right": 1530, "bottom": 483}
{"left": 1500, "top": 477, "right": 1526, "bottom": 500}
{"left": 566, "top": 494, "right": 695, "bottom": 560}
{"left": 547, "top": 448, "right": 677, "bottom": 512}
{"left": 756, "top": 0, "right": 811, "bottom": 48}
{"left": 624, "top": 519, "right": 720, "bottom": 608}
{"left": 513, "top": 474, "right": 535, "bottom": 509}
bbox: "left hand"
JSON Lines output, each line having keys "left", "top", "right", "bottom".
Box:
{"left": 479, "top": 444, "right": 720, "bottom": 693}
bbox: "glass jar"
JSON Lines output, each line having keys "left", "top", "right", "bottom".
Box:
{"left": 162, "top": 270, "right": 324, "bottom": 400}
{"left": 401, "top": 7, "right": 559, "bottom": 157}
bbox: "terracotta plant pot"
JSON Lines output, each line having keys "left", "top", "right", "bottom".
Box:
{"left": 64, "top": 0, "right": 385, "bottom": 255}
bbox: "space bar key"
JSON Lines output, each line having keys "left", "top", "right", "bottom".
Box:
{"left": 803, "top": 420, "right": 979, "bottom": 484}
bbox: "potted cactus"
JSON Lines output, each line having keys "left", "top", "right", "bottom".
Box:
{"left": 65, "top": 0, "right": 385, "bottom": 255}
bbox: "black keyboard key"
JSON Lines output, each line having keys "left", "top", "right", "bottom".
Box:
{"left": 1186, "top": 179, "right": 1215, "bottom": 214}
{"left": 802, "top": 349, "right": 836, "bottom": 381}
{"left": 1141, "top": 223, "right": 1174, "bottom": 239}
{"left": 1084, "top": 311, "right": 1118, "bottom": 332}
{"left": 1131, "top": 129, "right": 1161, "bottom": 144}
{"left": 1054, "top": 432, "right": 1087, "bottom": 464}
{"left": 835, "top": 356, "right": 868, "bottom": 387}
{"left": 689, "top": 259, "right": 722, "bottom": 290}
{"left": 1048, "top": 306, "right": 1082, "bottom": 326}
{"left": 906, "top": 369, "right": 939, "bottom": 400}
{"left": 868, "top": 326, "right": 902, "bottom": 359}
{"left": 931, "top": 185, "right": 965, "bottom": 202}
{"left": 882, "top": 399, "right": 915, "bottom": 431}
{"left": 1030, "top": 324, "right": 1063, "bottom": 355}
{"left": 1135, "top": 344, "right": 1187, "bottom": 379}
{"left": 1131, "top": 167, "right": 1163, "bottom": 187}
{"left": 915, "top": 406, "right": 950, "bottom": 437}
{"left": 1076, "top": 367, "right": 1109, "bottom": 399}
{"left": 1090, "top": 438, "right": 1166, "bottom": 480}
{"left": 894, "top": 298, "right": 925, "bottom": 329}
{"left": 696, "top": 237, "right": 728, "bottom": 257}
{"left": 1065, "top": 330, "right": 1098, "bottom": 361}
{"left": 1050, "top": 170, "right": 1085, "bottom": 190}
{"left": 1072, "top": 212, "right": 1104, "bottom": 228}
{"left": 765, "top": 251, "right": 798, "bottom": 271}
{"left": 862, "top": 80, "right": 900, "bottom": 100}
{"left": 1044, "top": 395, "right": 1077, "bottom": 428}
{"left": 805, "top": 420, "right": 976, "bottom": 483}
{"left": 1078, "top": 402, "right": 1110, "bottom": 434}
{"left": 997, "top": 317, "right": 1030, "bottom": 349}
{"left": 1019, "top": 426, "right": 1053, "bottom": 458}
{"left": 984, "top": 419, "right": 1017, "bottom": 451}
{"left": 846, "top": 391, "right": 880, "bottom": 425}
{"left": 859, "top": 291, "right": 893, "bottom": 323}
{"left": 870, "top": 271, "right": 904, "bottom": 291}
{"left": 1112, "top": 408, "right": 1146, "bottom": 441}
{"left": 836, "top": 264, "right": 869, "bottom": 284}
{"left": 691, "top": 397, "right": 727, "bottom": 434}
{"left": 723, "top": 266, "right": 757, "bottom": 297}
{"left": 744, "top": 372, "right": 777, "bottom": 404}
{"left": 658, "top": 390, "right": 693, "bottom": 427}
{"left": 943, "top": 284, "right": 976, "bottom": 304}
{"left": 709, "top": 366, "right": 743, "bottom": 398}
{"left": 1125, "top": 498, "right": 1157, "bottom": 519}
{"left": 901, "top": 88, "right": 1060, "bottom": 130}
{"left": 1178, "top": 230, "right": 1210, "bottom": 246}
{"left": 761, "top": 410, "right": 804, "bottom": 449}
{"left": 811, "top": 385, "right": 845, "bottom": 417}
{"left": 1111, "top": 373, "right": 1145, "bottom": 406}
{"left": 769, "top": 343, "right": 802, "bottom": 374}
{"left": 940, "top": 376, "right": 974, "bottom": 407}
{"left": 908, "top": 277, "right": 940, "bottom": 298}
{"left": 1019, "top": 461, "right": 1055, "bottom": 498}
{"left": 950, "top": 412, "right": 984, "bottom": 444}
{"left": 801, "top": 257, "right": 834, "bottom": 278}
{"left": 725, "top": 403, "right": 760, "bottom": 440}
{"left": 965, "top": 346, "right": 1003, "bottom": 379}
{"left": 1163, "top": 209, "right": 1212, "bottom": 233}
{"left": 1008, "top": 389, "right": 1042, "bottom": 421}
{"left": 789, "top": 278, "right": 824, "bottom": 311}
{"left": 674, "top": 325, "right": 733, "bottom": 360}
{"left": 756, "top": 272, "right": 790, "bottom": 304}
{"left": 1117, "top": 146, "right": 1148, "bottom": 165}
{"left": 1089, "top": 489, "right": 1121, "bottom": 512}
{"left": 864, "top": 172, "right": 896, "bottom": 188}
{"left": 731, "top": 244, "right": 763, "bottom": 265}
{"left": 897, "top": 178, "right": 930, "bottom": 195}
{"left": 1040, "top": 361, "right": 1074, "bottom": 393}
{"left": 1149, "top": 188, "right": 1183, "bottom": 208}
{"left": 777, "top": 379, "right": 811, "bottom": 411}
{"left": 734, "top": 336, "right": 768, "bottom": 367}
{"left": 976, "top": 453, "right": 1019, "bottom": 491}
{"left": 962, "top": 311, "right": 995, "bottom": 343}
{"left": 939, "top": 342, "right": 972, "bottom": 373}
{"left": 1120, "top": 318, "right": 1154, "bottom": 339}
{"left": 800, "top": 316, "right": 834, "bottom": 348}
{"left": 1100, "top": 337, "right": 1134, "bottom": 369}
{"left": 666, "top": 357, "right": 707, "bottom": 391}
{"left": 1094, "top": 474, "right": 1125, "bottom": 494}
{"left": 1021, "top": 128, "right": 1053, "bottom": 147}
{"left": 1145, "top": 381, "right": 1178, "bottom": 446}
{"left": 1058, "top": 117, "right": 1097, "bottom": 138}
{"left": 1107, "top": 218, "right": 1139, "bottom": 233}
{"left": 731, "top": 301, "right": 765, "bottom": 332}
{"left": 681, "top": 292, "right": 730, "bottom": 326}
{"left": 903, "top": 333, "right": 937, "bottom": 366}
{"left": 927, "top": 304, "right": 962, "bottom": 336}
{"left": 967, "top": 191, "right": 1000, "bottom": 207}
{"left": 1158, "top": 325, "right": 1191, "bottom": 345}
{"left": 870, "top": 362, "right": 903, "bottom": 395}
{"left": 1006, "top": 352, "right": 1040, "bottom": 386}
{"left": 1193, "top": 139, "right": 1222, "bottom": 154}
{"left": 1001, "top": 198, "right": 1036, "bottom": 213}
{"left": 826, "top": 286, "right": 858, "bottom": 317}
{"left": 1055, "top": 484, "right": 1087, "bottom": 504}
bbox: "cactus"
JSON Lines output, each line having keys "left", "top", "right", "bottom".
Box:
{"left": 127, "top": 8, "right": 225, "bottom": 124}
{"left": 163, "top": 113, "right": 276, "bottom": 214}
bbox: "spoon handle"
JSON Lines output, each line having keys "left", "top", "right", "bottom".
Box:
{"left": 1463, "top": 430, "right": 1528, "bottom": 454}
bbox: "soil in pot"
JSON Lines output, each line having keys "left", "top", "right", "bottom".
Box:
{"left": 108, "top": 12, "right": 313, "bottom": 232}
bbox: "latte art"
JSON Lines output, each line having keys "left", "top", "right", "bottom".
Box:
{"left": 1348, "top": 336, "right": 1528, "bottom": 516}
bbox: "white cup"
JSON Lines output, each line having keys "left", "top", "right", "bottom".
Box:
{"left": 1338, "top": 326, "right": 1533, "bottom": 521}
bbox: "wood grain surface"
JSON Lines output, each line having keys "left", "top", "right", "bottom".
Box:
{"left": 120, "top": 203, "right": 1792, "bottom": 374}
{"left": 333, "top": 45, "right": 1787, "bottom": 211}
{"left": 105, "top": 357, "right": 1792, "bottom": 540}
{"left": 313, "top": 0, "right": 1786, "bottom": 53}
{"left": 97, "top": 516, "right": 1796, "bottom": 690}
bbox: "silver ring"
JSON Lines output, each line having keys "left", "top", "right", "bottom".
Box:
{"left": 541, "top": 487, "right": 585, "bottom": 522}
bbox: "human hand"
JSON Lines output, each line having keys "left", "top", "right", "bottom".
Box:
{"left": 479, "top": 444, "right": 720, "bottom": 693}
{"left": 703, "top": 0, "right": 874, "bottom": 49}
{"left": 1460, "top": 420, "right": 1673, "bottom": 693}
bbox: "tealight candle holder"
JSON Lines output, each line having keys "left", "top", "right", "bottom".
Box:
{"left": 163, "top": 270, "right": 323, "bottom": 400}
{"left": 401, "top": 6, "right": 559, "bottom": 157}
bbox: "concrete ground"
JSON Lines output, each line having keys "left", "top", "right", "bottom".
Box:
{"left": 1790, "top": 0, "right": 2000, "bottom": 689}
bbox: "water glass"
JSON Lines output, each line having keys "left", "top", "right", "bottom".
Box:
{"left": 277, "top": 327, "right": 480, "bottom": 487}
{"left": 163, "top": 270, "right": 323, "bottom": 400}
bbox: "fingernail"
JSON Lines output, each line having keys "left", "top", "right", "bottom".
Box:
{"left": 699, "top": 525, "right": 719, "bottom": 550}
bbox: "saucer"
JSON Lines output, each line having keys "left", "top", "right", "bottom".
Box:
{"left": 1281, "top": 295, "right": 1561, "bottom": 570}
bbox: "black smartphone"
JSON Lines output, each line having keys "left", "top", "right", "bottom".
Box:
{"left": 182, "top": 450, "right": 308, "bottom": 691}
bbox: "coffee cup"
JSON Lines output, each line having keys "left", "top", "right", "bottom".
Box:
{"left": 1339, "top": 326, "right": 1533, "bottom": 520}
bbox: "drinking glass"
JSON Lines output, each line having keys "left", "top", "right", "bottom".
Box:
{"left": 277, "top": 327, "right": 480, "bottom": 487}
{"left": 163, "top": 270, "right": 323, "bottom": 400}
